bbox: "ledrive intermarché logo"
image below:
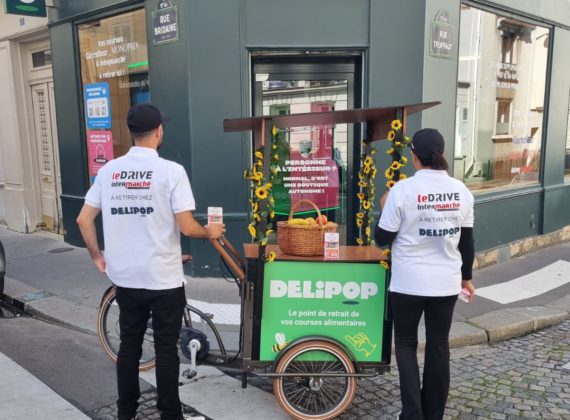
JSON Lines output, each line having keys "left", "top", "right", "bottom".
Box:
{"left": 269, "top": 279, "right": 378, "bottom": 301}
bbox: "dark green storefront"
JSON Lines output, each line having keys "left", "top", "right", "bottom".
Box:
{"left": 48, "top": 0, "right": 570, "bottom": 276}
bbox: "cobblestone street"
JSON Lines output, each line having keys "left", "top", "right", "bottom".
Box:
{"left": 87, "top": 320, "right": 570, "bottom": 420}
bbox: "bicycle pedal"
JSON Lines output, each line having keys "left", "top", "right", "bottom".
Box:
{"left": 182, "top": 368, "right": 198, "bottom": 379}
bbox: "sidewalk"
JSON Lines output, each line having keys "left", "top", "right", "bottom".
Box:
{"left": 0, "top": 351, "right": 89, "bottom": 419}
{"left": 1, "top": 227, "right": 569, "bottom": 350}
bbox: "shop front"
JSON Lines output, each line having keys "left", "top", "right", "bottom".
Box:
{"left": 48, "top": 0, "right": 570, "bottom": 275}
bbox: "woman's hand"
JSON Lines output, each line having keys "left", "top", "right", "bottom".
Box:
{"left": 461, "top": 279, "right": 476, "bottom": 303}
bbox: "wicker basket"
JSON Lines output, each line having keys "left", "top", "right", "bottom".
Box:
{"left": 277, "top": 199, "right": 338, "bottom": 256}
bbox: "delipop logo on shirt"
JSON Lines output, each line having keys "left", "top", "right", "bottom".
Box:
{"left": 417, "top": 192, "right": 461, "bottom": 212}
{"left": 111, "top": 170, "right": 153, "bottom": 189}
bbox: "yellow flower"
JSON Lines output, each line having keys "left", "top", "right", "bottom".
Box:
{"left": 266, "top": 229, "right": 274, "bottom": 236}
{"left": 264, "top": 182, "right": 272, "bottom": 189}
{"left": 272, "top": 143, "right": 278, "bottom": 150}
{"left": 386, "top": 180, "right": 396, "bottom": 189}
{"left": 250, "top": 200, "right": 258, "bottom": 213}
{"left": 399, "top": 173, "right": 407, "bottom": 180}
{"left": 356, "top": 238, "right": 364, "bottom": 245}
{"left": 365, "top": 226, "right": 371, "bottom": 236}
{"left": 270, "top": 210, "right": 275, "bottom": 218}
{"left": 381, "top": 248, "right": 391, "bottom": 257}
{"left": 248, "top": 224, "right": 256, "bottom": 239}
{"left": 364, "top": 157, "right": 373, "bottom": 166}
{"left": 380, "top": 261, "right": 390, "bottom": 270}
{"left": 243, "top": 169, "right": 248, "bottom": 178}
{"left": 387, "top": 130, "right": 395, "bottom": 141}
{"left": 390, "top": 161, "right": 402, "bottom": 170}
{"left": 255, "top": 151, "right": 263, "bottom": 159}
{"left": 357, "top": 172, "right": 365, "bottom": 180}
{"left": 404, "top": 136, "right": 411, "bottom": 143}
{"left": 357, "top": 181, "right": 368, "bottom": 188}
{"left": 256, "top": 159, "right": 263, "bottom": 167}
{"left": 273, "top": 154, "right": 279, "bottom": 161}
{"left": 255, "top": 187, "right": 268, "bottom": 199}
{"left": 267, "top": 251, "right": 276, "bottom": 263}
{"left": 363, "top": 165, "right": 371, "bottom": 174}
{"left": 362, "top": 200, "right": 371, "bottom": 210}
{"left": 391, "top": 120, "right": 403, "bottom": 130}
{"left": 252, "top": 172, "right": 263, "bottom": 183}
{"left": 253, "top": 213, "right": 261, "bottom": 222}
{"left": 357, "top": 193, "right": 365, "bottom": 200}
{"left": 394, "top": 142, "right": 402, "bottom": 148}
{"left": 400, "top": 156, "right": 408, "bottom": 163}
{"left": 371, "top": 168, "right": 377, "bottom": 178}
{"left": 356, "top": 212, "right": 364, "bottom": 219}
{"left": 370, "top": 148, "right": 377, "bottom": 155}
{"left": 386, "top": 148, "right": 394, "bottom": 155}
{"left": 271, "top": 126, "right": 277, "bottom": 137}
{"left": 356, "top": 219, "right": 363, "bottom": 227}
{"left": 385, "top": 168, "right": 394, "bottom": 179}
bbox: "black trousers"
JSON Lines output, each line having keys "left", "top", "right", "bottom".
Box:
{"left": 116, "top": 286, "right": 186, "bottom": 420}
{"left": 390, "top": 292, "right": 457, "bottom": 420}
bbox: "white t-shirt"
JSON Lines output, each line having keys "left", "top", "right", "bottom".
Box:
{"left": 378, "top": 169, "right": 474, "bottom": 296}
{"left": 85, "top": 146, "right": 196, "bottom": 290}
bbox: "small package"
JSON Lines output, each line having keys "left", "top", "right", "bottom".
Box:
{"left": 324, "top": 232, "right": 340, "bottom": 260}
{"left": 207, "top": 207, "right": 223, "bottom": 224}
{"left": 458, "top": 287, "right": 471, "bottom": 303}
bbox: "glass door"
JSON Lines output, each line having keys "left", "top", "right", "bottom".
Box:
{"left": 253, "top": 58, "right": 359, "bottom": 244}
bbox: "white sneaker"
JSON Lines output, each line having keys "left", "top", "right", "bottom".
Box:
{"left": 183, "top": 416, "right": 205, "bottom": 420}
{"left": 396, "top": 410, "right": 401, "bottom": 420}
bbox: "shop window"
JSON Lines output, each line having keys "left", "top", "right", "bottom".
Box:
{"left": 77, "top": 9, "right": 150, "bottom": 183}
{"left": 32, "top": 49, "right": 52, "bottom": 68}
{"left": 456, "top": 6, "right": 549, "bottom": 192}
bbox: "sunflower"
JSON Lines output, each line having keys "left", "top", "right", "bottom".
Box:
{"left": 370, "top": 148, "right": 377, "bottom": 155}
{"left": 364, "top": 157, "right": 373, "bottom": 166}
{"left": 357, "top": 181, "right": 368, "bottom": 188}
{"left": 399, "top": 173, "right": 407, "bottom": 180}
{"left": 248, "top": 224, "right": 256, "bottom": 239}
{"left": 404, "top": 136, "right": 411, "bottom": 143}
{"left": 381, "top": 248, "right": 391, "bottom": 257}
{"left": 385, "top": 168, "right": 394, "bottom": 179}
{"left": 271, "top": 126, "right": 277, "bottom": 137}
{"left": 273, "top": 154, "right": 279, "bottom": 161}
{"left": 363, "top": 165, "right": 371, "bottom": 174}
{"left": 270, "top": 210, "right": 275, "bottom": 219}
{"left": 400, "top": 156, "right": 408, "bottom": 163}
{"left": 357, "top": 172, "right": 365, "bottom": 180}
{"left": 250, "top": 200, "right": 258, "bottom": 213}
{"left": 272, "top": 143, "right": 278, "bottom": 150}
{"left": 391, "top": 120, "right": 403, "bottom": 130}
{"left": 386, "top": 180, "right": 396, "bottom": 189}
{"left": 394, "top": 141, "right": 403, "bottom": 148}
{"left": 356, "top": 238, "right": 364, "bottom": 245}
{"left": 255, "top": 151, "right": 263, "bottom": 159}
{"left": 371, "top": 168, "right": 377, "bottom": 178}
{"left": 380, "top": 260, "right": 390, "bottom": 270}
{"left": 362, "top": 200, "right": 371, "bottom": 210}
{"left": 266, "top": 251, "right": 276, "bottom": 263}
{"left": 255, "top": 187, "right": 268, "bottom": 199}
{"left": 253, "top": 213, "right": 261, "bottom": 222}
{"left": 390, "top": 161, "right": 402, "bottom": 170}
{"left": 387, "top": 130, "right": 396, "bottom": 141}
{"left": 356, "top": 212, "right": 364, "bottom": 219}
{"left": 265, "top": 229, "right": 274, "bottom": 236}
{"left": 365, "top": 226, "right": 371, "bottom": 236}
{"left": 386, "top": 148, "right": 394, "bottom": 155}
{"left": 356, "top": 219, "right": 363, "bottom": 227}
{"left": 357, "top": 192, "right": 365, "bottom": 200}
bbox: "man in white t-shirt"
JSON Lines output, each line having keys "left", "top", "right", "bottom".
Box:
{"left": 77, "top": 103, "right": 224, "bottom": 420}
{"left": 375, "top": 128, "right": 475, "bottom": 420}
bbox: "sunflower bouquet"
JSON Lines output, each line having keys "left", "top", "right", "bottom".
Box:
{"left": 385, "top": 119, "right": 410, "bottom": 189}
{"left": 355, "top": 141, "right": 378, "bottom": 246}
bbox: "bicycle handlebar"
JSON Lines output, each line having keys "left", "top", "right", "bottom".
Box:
{"left": 209, "top": 237, "right": 246, "bottom": 282}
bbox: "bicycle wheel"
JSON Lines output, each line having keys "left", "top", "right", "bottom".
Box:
{"left": 96, "top": 287, "right": 156, "bottom": 371}
{"left": 273, "top": 340, "right": 357, "bottom": 420}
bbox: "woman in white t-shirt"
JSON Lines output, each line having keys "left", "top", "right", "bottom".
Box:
{"left": 375, "top": 128, "right": 476, "bottom": 420}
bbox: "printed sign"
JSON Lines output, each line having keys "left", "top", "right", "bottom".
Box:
{"left": 430, "top": 10, "right": 454, "bottom": 59}
{"left": 4, "top": 0, "right": 46, "bottom": 17}
{"left": 260, "top": 261, "right": 386, "bottom": 362}
{"left": 153, "top": 0, "right": 179, "bottom": 45}
{"left": 84, "top": 83, "right": 111, "bottom": 129}
{"left": 324, "top": 232, "right": 340, "bottom": 260}
{"left": 87, "top": 130, "right": 114, "bottom": 179}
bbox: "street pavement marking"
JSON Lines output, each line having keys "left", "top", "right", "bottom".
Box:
{"left": 477, "top": 260, "right": 570, "bottom": 304}
{"left": 187, "top": 299, "right": 241, "bottom": 325}
{"left": 141, "top": 365, "right": 289, "bottom": 420}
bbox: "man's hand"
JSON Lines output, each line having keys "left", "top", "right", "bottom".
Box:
{"left": 462, "top": 279, "right": 476, "bottom": 303}
{"left": 205, "top": 223, "right": 225, "bottom": 240}
{"left": 93, "top": 255, "right": 106, "bottom": 274}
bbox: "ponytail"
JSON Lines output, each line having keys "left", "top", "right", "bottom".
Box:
{"left": 416, "top": 150, "right": 449, "bottom": 171}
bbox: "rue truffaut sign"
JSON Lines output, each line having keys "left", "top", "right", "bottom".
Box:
{"left": 152, "top": 0, "right": 179, "bottom": 45}
{"left": 4, "top": 0, "right": 46, "bottom": 17}
{"left": 430, "top": 10, "right": 454, "bottom": 59}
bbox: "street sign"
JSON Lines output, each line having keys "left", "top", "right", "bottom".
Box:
{"left": 152, "top": 0, "right": 179, "bottom": 45}
{"left": 4, "top": 0, "right": 47, "bottom": 17}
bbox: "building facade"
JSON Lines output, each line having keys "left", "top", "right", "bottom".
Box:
{"left": 46, "top": 0, "right": 570, "bottom": 275}
{"left": 0, "top": 7, "right": 61, "bottom": 234}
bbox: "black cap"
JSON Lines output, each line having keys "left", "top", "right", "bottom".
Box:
{"left": 410, "top": 128, "right": 445, "bottom": 157}
{"left": 127, "top": 103, "right": 170, "bottom": 133}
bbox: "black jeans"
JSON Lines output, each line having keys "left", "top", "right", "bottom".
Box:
{"left": 390, "top": 292, "right": 457, "bottom": 420}
{"left": 116, "top": 286, "right": 186, "bottom": 420}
